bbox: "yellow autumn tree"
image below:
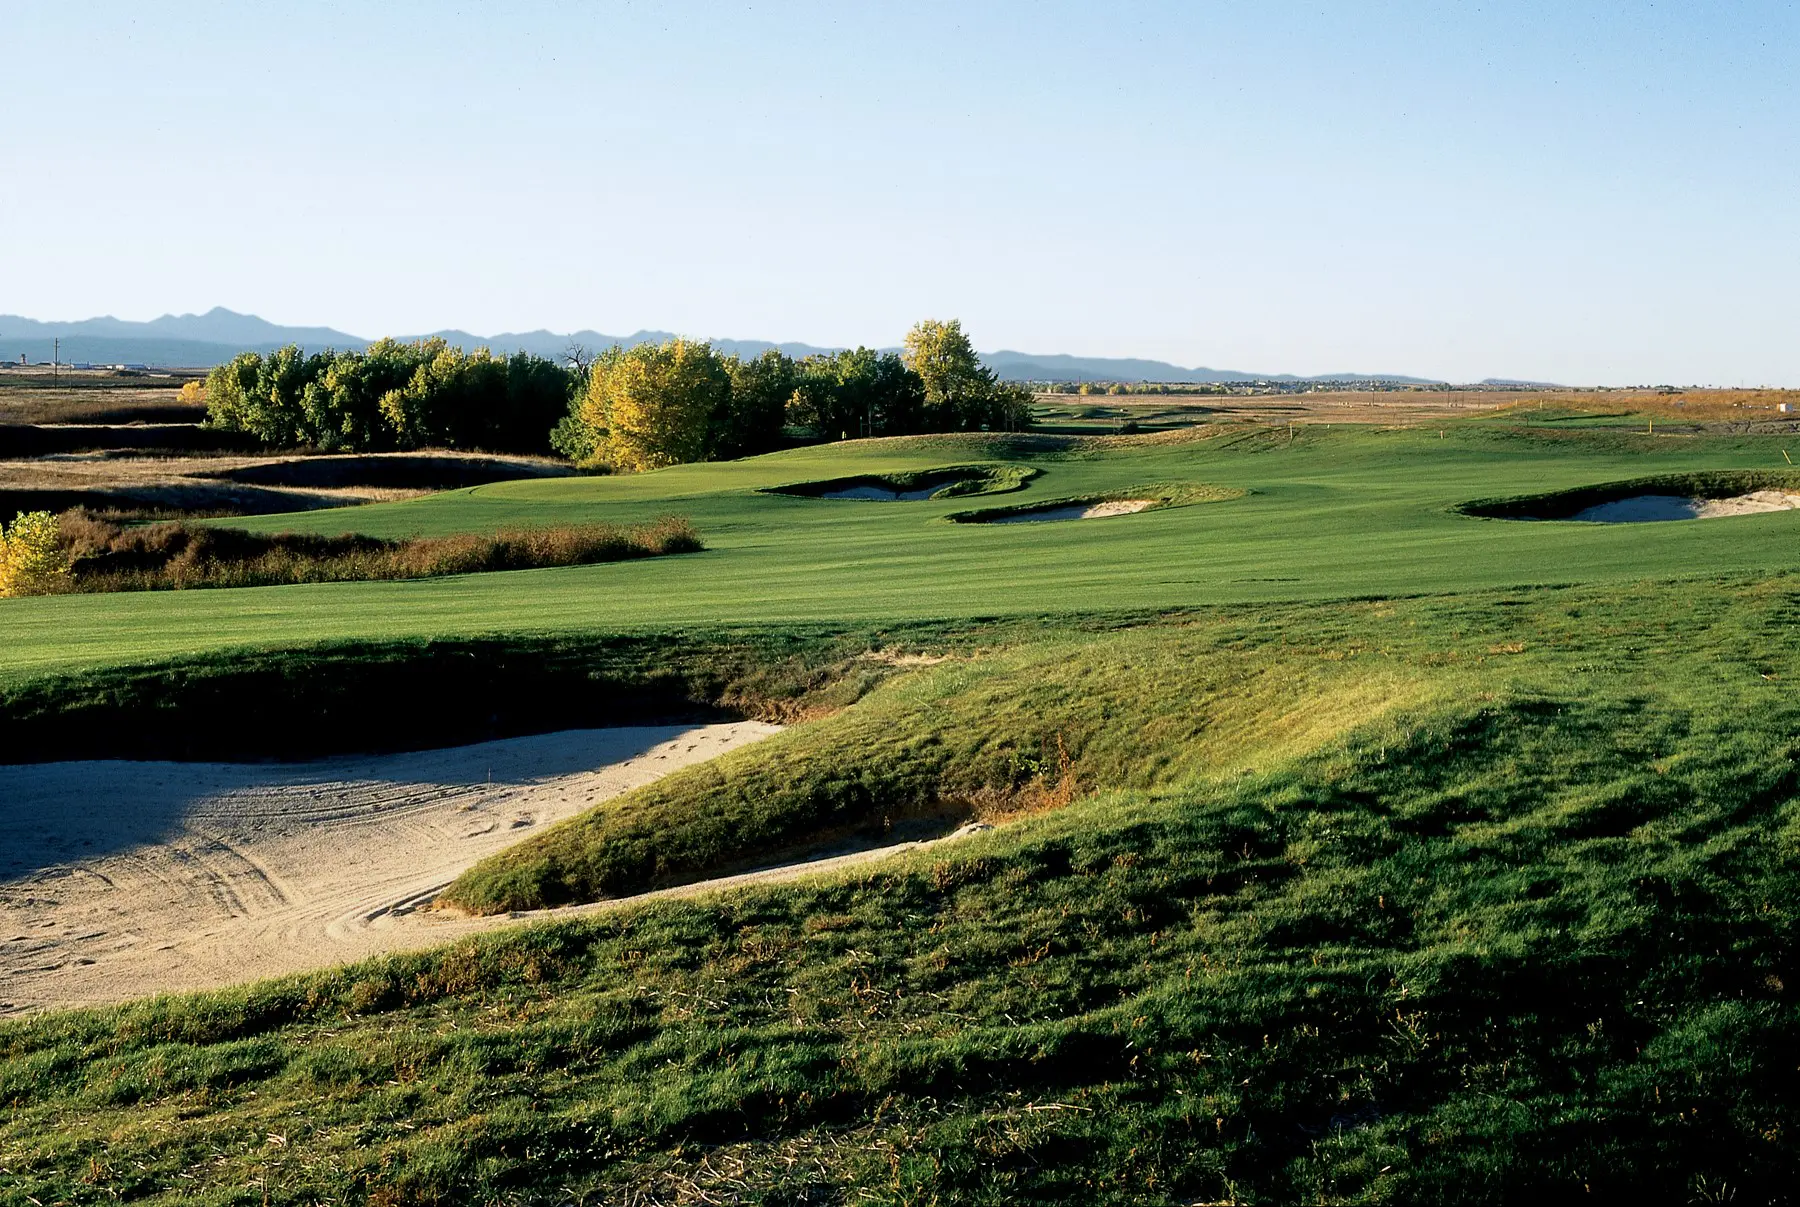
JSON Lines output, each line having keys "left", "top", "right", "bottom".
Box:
{"left": 902, "top": 318, "right": 1034, "bottom": 433}
{"left": 589, "top": 339, "right": 731, "bottom": 471}
{"left": 0, "top": 511, "right": 70, "bottom": 597}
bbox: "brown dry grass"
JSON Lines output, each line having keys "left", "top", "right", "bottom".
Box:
{"left": 1038, "top": 386, "right": 1800, "bottom": 430}
{"left": 0, "top": 450, "right": 574, "bottom": 520}
{"left": 0, "top": 366, "right": 206, "bottom": 425}
{"left": 47, "top": 512, "right": 702, "bottom": 593}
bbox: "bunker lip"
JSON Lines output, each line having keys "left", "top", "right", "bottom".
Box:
{"left": 1458, "top": 471, "right": 1800, "bottom": 523}
{"left": 946, "top": 482, "right": 1245, "bottom": 525}
{"left": 762, "top": 462, "right": 1036, "bottom": 502}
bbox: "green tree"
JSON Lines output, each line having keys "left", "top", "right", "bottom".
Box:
{"left": 789, "top": 348, "right": 925, "bottom": 440}
{"left": 203, "top": 345, "right": 332, "bottom": 446}
{"left": 205, "top": 340, "right": 575, "bottom": 454}
{"left": 902, "top": 319, "right": 1033, "bottom": 432}
{"left": 717, "top": 349, "right": 797, "bottom": 458}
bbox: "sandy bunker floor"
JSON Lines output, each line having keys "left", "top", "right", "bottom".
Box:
{"left": 1570, "top": 490, "right": 1800, "bottom": 522}
{"left": 0, "top": 723, "right": 784, "bottom": 1015}
{"left": 988, "top": 499, "right": 1154, "bottom": 523}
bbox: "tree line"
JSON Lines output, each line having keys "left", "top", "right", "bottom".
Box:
{"left": 204, "top": 338, "right": 575, "bottom": 454}
{"left": 203, "top": 319, "right": 1032, "bottom": 468}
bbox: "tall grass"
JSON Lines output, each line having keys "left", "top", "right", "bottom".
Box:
{"left": 51, "top": 509, "right": 701, "bottom": 592}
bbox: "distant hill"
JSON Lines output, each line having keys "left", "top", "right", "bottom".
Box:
{"left": 0, "top": 308, "right": 1462, "bottom": 385}
{"left": 0, "top": 307, "right": 361, "bottom": 350}
{"left": 980, "top": 350, "right": 1436, "bottom": 385}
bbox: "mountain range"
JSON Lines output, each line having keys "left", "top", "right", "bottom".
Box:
{"left": 0, "top": 307, "right": 1468, "bottom": 385}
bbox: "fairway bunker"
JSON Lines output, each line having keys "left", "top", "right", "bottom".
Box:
{"left": 947, "top": 482, "right": 1244, "bottom": 524}
{"left": 0, "top": 723, "right": 779, "bottom": 1013}
{"left": 1571, "top": 491, "right": 1800, "bottom": 522}
{"left": 1460, "top": 471, "right": 1800, "bottom": 524}
{"left": 985, "top": 499, "right": 1156, "bottom": 523}
{"left": 765, "top": 463, "right": 1035, "bottom": 502}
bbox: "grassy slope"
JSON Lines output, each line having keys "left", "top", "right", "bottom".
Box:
{"left": 5, "top": 580, "right": 1800, "bottom": 1203}
{"left": 6, "top": 426, "right": 1800, "bottom": 1202}
{"left": 2, "top": 423, "right": 1800, "bottom": 678}
{"left": 443, "top": 613, "right": 1430, "bottom": 911}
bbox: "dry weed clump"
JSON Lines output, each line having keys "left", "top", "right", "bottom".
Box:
{"left": 27, "top": 509, "right": 702, "bottom": 594}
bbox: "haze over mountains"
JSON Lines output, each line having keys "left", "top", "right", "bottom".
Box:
{"left": 0, "top": 307, "right": 1469, "bottom": 384}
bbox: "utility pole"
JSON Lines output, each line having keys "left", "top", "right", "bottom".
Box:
{"left": 53, "top": 337, "right": 59, "bottom": 383}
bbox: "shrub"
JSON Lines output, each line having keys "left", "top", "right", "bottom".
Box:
{"left": 0, "top": 511, "right": 71, "bottom": 597}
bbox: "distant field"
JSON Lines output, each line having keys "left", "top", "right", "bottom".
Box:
{"left": 0, "top": 449, "right": 577, "bottom": 519}
{"left": 0, "top": 365, "right": 206, "bottom": 425}
{"left": 1032, "top": 385, "right": 1800, "bottom": 433}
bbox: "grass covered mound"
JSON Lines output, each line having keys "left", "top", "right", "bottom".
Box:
{"left": 1458, "top": 469, "right": 1800, "bottom": 520}
{"left": 762, "top": 462, "right": 1037, "bottom": 501}
{"left": 41, "top": 511, "right": 701, "bottom": 593}
{"left": 442, "top": 614, "right": 1420, "bottom": 912}
{"left": 4, "top": 578, "right": 1800, "bottom": 1203}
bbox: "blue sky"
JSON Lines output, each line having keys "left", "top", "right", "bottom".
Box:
{"left": 5, "top": 1, "right": 1796, "bottom": 383}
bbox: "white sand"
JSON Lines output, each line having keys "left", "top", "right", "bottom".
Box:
{"left": 988, "top": 499, "right": 1155, "bottom": 523}
{"left": 1570, "top": 490, "right": 1800, "bottom": 523}
{"left": 820, "top": 484, "right": 941, "bottom": 501}
{"left": 0, "top": 723, "right": 785, "bottom": 1015}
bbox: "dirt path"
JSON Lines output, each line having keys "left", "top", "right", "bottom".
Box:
{"left": 0, "top": 723, "right": 795, "bottom": 1015}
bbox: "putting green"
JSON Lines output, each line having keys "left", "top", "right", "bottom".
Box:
{"left": 3, "top": 424, "right": 1798, "bottom": 681}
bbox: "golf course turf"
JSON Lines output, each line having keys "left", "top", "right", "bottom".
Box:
{"left": 4, "top": 415, "right": 1800, "bottom": 1204}
{"left": 4, "top": 420, "right": 1800, "bottom": 680}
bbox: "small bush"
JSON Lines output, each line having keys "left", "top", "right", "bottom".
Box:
{"left": 0, "top": 511, "right": 72, "bottom": 597}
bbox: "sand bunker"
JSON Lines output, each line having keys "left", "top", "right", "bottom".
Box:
{"left": 0, "top": 723, "right": 782, "bottom": 1014}
{"left": 766, "top": 464, "right": 1035, "bottom": 503}
{"left": 1570, "top": 490, "right": 1800, "bottom": 523}
{"left": 820, "top": 483, "right": 943, "bottom": 501}
{"left": 1460, "top": 474, "right": 1800, "bottom": 524}
{"left": 985, "top": 499, "right": 1155, "bottom": 523}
